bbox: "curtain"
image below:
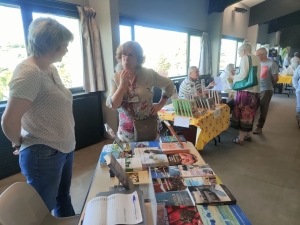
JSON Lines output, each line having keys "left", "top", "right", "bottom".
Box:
{"left": 77, "top": 6, "right": 105, "bottom": 92}
{"left": 198, "top": 32, "right": 212, "bottom": 75}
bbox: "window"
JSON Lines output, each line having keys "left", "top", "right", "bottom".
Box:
{"left": 0, "top": 4, "right": 26, "bottom": 101}
{"left": 219, "top": 38, "right": 243, "bottom": 70}
{"left": 119, "top": 17, "right": 202, "bottom": 77}
{"left": 0, "top": 0, "right": 82, "bottom": 102}
{"left": 189, "top": 35, "right": 202, "bottom": 68}
{"left": 32, "top": 13, "right": 83, "bottom": 88}
{"left": 119, "top": 25, "right": 132, "bottom": 45}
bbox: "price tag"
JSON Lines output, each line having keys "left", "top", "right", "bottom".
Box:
{"left": 174, "top": 116, "right": 190, "bottom": 128}
{"left": 214, "top": 108, "right": 221, "bottom": 118}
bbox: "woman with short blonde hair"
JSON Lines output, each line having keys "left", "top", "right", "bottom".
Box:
{"left": 1, "top": 17, "right": 76, "bottom": 217}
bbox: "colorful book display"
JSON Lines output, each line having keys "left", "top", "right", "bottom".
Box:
{"left": 172, "top": 98, "right": 199, "bottom": 117}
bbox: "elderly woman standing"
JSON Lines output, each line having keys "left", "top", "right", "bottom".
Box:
{"left": 231, "top": 43, "right": 261, "bottom": 145}
{"left": 1, "top": 18, "right": 76, "bottom": 217}
{"left": 106, "top": 41, "right": 174, "bottom": 142}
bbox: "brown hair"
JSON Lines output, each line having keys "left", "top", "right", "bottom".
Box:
{"left": 115, "top": 41, "right": 145, "bottom": 66}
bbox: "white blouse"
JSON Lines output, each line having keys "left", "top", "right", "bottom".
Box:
{"left": 9, "top": 60, "right": 75, "bottom": 153}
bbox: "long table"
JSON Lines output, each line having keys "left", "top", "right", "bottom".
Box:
{"left": 158, "top": 104, "right": 230, "bottom": 150}
{"left": 278, "top": 75, "right": 293, "bottom": 84}
{"left": 77, "top": 142, "right": 206, "bottom": 225}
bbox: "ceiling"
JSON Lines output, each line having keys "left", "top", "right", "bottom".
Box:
{"left": 240, "top": 0, "right": 265, "bottom": 8}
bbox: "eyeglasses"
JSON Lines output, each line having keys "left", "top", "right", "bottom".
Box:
{"left": 122, "top": 52, "right": 135, "bottom": 58}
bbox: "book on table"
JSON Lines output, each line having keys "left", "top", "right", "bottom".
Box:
{"left": 113, "top": 170, "right": 151, "bottom": 186}
{"left": 167, "top": 153, "right": 200, "bottom": 166}
{"left": 196, "top": 204, "right": 252, "bottom": 225}
{"left": 166, "top": 206, "right": 203, "bottom": 225}
{"left": 188, "top": 184, "right": 237, "bottom": 206}
{"left": 155, "top": 189, "right": 195, "bottom": 206}
{"left": 133, "top": 147, "right": 163, "bottom": 156}
{"left": 82, "top": 189, "right": 146, "bottom": 225}
{"left": 149, "top": 166, "right": 181, "bottom": 178}
{"left": 160, "top": 142, "right": 191, "bottom": 154}
{"left": 177, "top": 164, "right": 215, "bottom": 177}
{"left": 129, "top": 141, "right": 161, "bottom": 150}
{"left": 139, "top": 154, "right": 169, "bottom": 169}
{"left": 116, "top": 157, "right": 143, "bottom": 172}
{"left": 159, "top": 135, "right": 187, "bottom": 143}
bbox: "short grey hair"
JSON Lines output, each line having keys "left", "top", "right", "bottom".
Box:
{"left": 28, "top": 17, "right": 74, "bottom": 57}
{"left": 226, "top": 63, "right": 234, "bottom": 70}
{"left": 188, "top": 66, "right": 198, "bottom": 76}
{"left": 294, "top": 52, "right": 299, "bottom": 57}
{"left": 238, "top": 43, "right": 252, "bottom": 53}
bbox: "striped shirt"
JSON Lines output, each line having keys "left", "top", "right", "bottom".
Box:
{"left": 178, "top": 76, "right": 202, "bottom": 98}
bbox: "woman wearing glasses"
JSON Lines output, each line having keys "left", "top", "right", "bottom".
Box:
{"left": 106, "top": 41, "right": 173, "bottom": 142}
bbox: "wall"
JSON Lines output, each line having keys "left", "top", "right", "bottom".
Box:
{"left": 267, "top": 32, "right": 277, "bottom": 47}
{"left": 118, "top": 0, "right": 208, "bottom": 31}
{"left": 257, "top": 23, "right": 268, "bottom": 44}
{"left": 246, "top": 25, "right": 259, "bottom": 53}
{"left": 89, "top": 0, "right": 120, "bottom": 134}
{"left": 222, "top": 2, "right": 250, "bottom": 39}
{"left": 249, "top": 0, "right": 300, "bottom": 26}
{"left": 280, "top": 24, "right": 300, "bottom": 57}
{"left": 208, "top": 13, "right": 223, "bottom": 77}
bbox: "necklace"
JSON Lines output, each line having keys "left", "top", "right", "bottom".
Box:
{"left": 128, "top": 68, "right": 139, "bottom": 97}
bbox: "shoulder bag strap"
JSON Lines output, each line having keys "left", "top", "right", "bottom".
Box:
{"left": 247, "top": 55, "right": 252, "bottom": 68}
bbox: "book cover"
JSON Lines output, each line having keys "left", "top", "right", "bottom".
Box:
{"left": 160, "top": 142, "right": 190, "bottom": 154}
{"left": 99, "top": 144, "right": 124, "bottom": 167}
{"left": 162, "top": 121, "right": 184, "bottom": 148}
{"left": 104, "top": 153, "right": 134, "bottom": 190}
{"left": 166, "top": 206, "right": 203, "bottom": 225}
{"left": 157, "top": 203, "right": 166, "bottom": 225}
{"left": 160, "top": 135, "right": 187, "bottom": 143}
{"left": 129, "top": 141, "right": 161, "bottom": 150}
{"left": 196, "top": 205, "right": 252, "bottom": 225}
{"left": 152, "top": 177, "right": 187, "bottom": 193}
{"left": 184, "top": 175, "right": 217, "bottom": 186}
{"left": 177, "top": 164, "right": 215, "bottom": 177}
{"left": 150, "top": 166, "right": 181, "bottom": 179}
{"left": 164, "top": 207, "right": 170, "bottom": 225}
{"left": 167, "top": 153, "right": 199, "bottom": 166}
{"left": 116, "top": 157, "right": 143, "bottom": 172}
{"left": 140, "top": 154, "right": 169, "bottom": 169}
{"left": 155, "top": 190, "right": 195, "bottom": 206}
{"left": 114, "top": 170, "right": 151, "bottom": 186}
{"left": 104, "top": 123, "right": 127, "bottom": 151}
{"left": 133, "top": 147, "right": 163, "bottom": 156}
{"left": 188, "top": 184, "right": 237, "bottom": 206}
{"left": 206, "top": 97, "right": 216, "bottom": 111}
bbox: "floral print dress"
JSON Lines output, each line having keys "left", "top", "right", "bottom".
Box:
{"left": 106, "top": 67, "right": 174, "bottom": 142}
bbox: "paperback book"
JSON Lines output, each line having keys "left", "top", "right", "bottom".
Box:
{"left": 114, "top": 170, "right": 151, "bottom": 186}
{"left": 196, "top": 204, "right": 252, "bottom": 225}
{"left": 167, "top": 153, "right": 199, "bottom": 166}
{"left": 188, "top": 184, "right": 237, "bottom": 206}
{"left": 159, "top": 135, "right": 187, "bottom": 143}
{"left": 99, "top": 144, "right": 124, "bottom": 167}
{"left": 150, "top": 166, "right": 181, "bottom": 179}
{"left": 183, "top": 176, "right": 217, "bottom": 186}
{"left": 155, "top": 190, "right": 195, "bottom": 206}
{"left": 166, "top": 206, "right": 203, "bottom": 225}
{"left": 129, "top": 141, "right": 161, "bottom": 150}
{"left": 140, "top": 154, "right": 169, "bottom": 169}
{"left": 152, "top": 177, "right": 187, "bottom": 193}
{"left": 177, "top": 164, "right": 215, "bottom": 177}
{"left": 133, "top": 147, "right": 163, "bottom": 156}
{"left": 160, "top": 142, "right": 190, "bottom": 154}
{"left": 116, "top": 157, "right": 143, "bottom": 172}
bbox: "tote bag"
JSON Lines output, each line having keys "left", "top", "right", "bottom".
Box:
{"left": 233, "top": 55, "right": 258, "bottom": 91}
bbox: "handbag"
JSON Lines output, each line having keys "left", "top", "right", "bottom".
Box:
{"left": 128, "top": 101, "right": 158, "bottom": 142}
{"left": 232, "top": 55, "right": 258, "bottom": 91}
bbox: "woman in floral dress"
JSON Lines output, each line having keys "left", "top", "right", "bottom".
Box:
{"left": 106, "top": 41, "right": 174, "bottom": 142}
{"left": 231, "top": 43, "right": 261, "bottom": 145}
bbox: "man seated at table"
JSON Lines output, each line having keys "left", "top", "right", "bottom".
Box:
{"left": 178, "top": 66, "right": 215, "bottom": 98}
{"left": 254, "top": 47, "right": 279, "bottom": 134}
{"left": 219, "top": 63, "right": 235, "bottom": 91}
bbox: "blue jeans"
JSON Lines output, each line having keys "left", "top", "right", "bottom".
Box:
{"left": 19, "top": 144, "right": 75, "bottom": 217}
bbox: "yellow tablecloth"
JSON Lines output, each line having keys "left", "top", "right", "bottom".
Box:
{"left": 158, "top": 104, "right": 230, "bottom": 150}
{"left": 278, "top": 75, "right": 293, "bottom": 84}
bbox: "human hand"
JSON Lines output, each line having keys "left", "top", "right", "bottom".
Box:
{"left": 119, "top": 69, "right": 131, "bottom": 88}
{"left": 12, "top": 142, "right": 20, "bottom": 155}
{"left": 151, "top": 103, "right": 164, "bottom": 115}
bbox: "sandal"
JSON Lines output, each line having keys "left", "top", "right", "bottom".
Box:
{"left": 244, "top": 136, "right": 252, "bottom": 142}
{"left": 232, "top": 137, "right": 244, "bottom": 146}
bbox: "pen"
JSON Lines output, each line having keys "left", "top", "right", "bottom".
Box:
{"left": 132, "top": 195, "right": 137, "bottom": 220}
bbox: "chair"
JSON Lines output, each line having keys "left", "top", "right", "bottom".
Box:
{"left": 0, "top": 182, "right": 79, "bottom": 225}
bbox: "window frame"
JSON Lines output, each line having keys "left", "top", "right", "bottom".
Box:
{"left": 119, "top": 15, "right": 203, "bottom": 77}
{"left": 0, "top": 0, "right": 83, "bottom": 103}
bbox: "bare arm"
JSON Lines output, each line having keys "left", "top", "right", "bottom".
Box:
{"left": 272, "top": 73, "right": 279, "bottom": 84}
{"left": 1, "top": 97, "right": 32, "bottom": 146}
